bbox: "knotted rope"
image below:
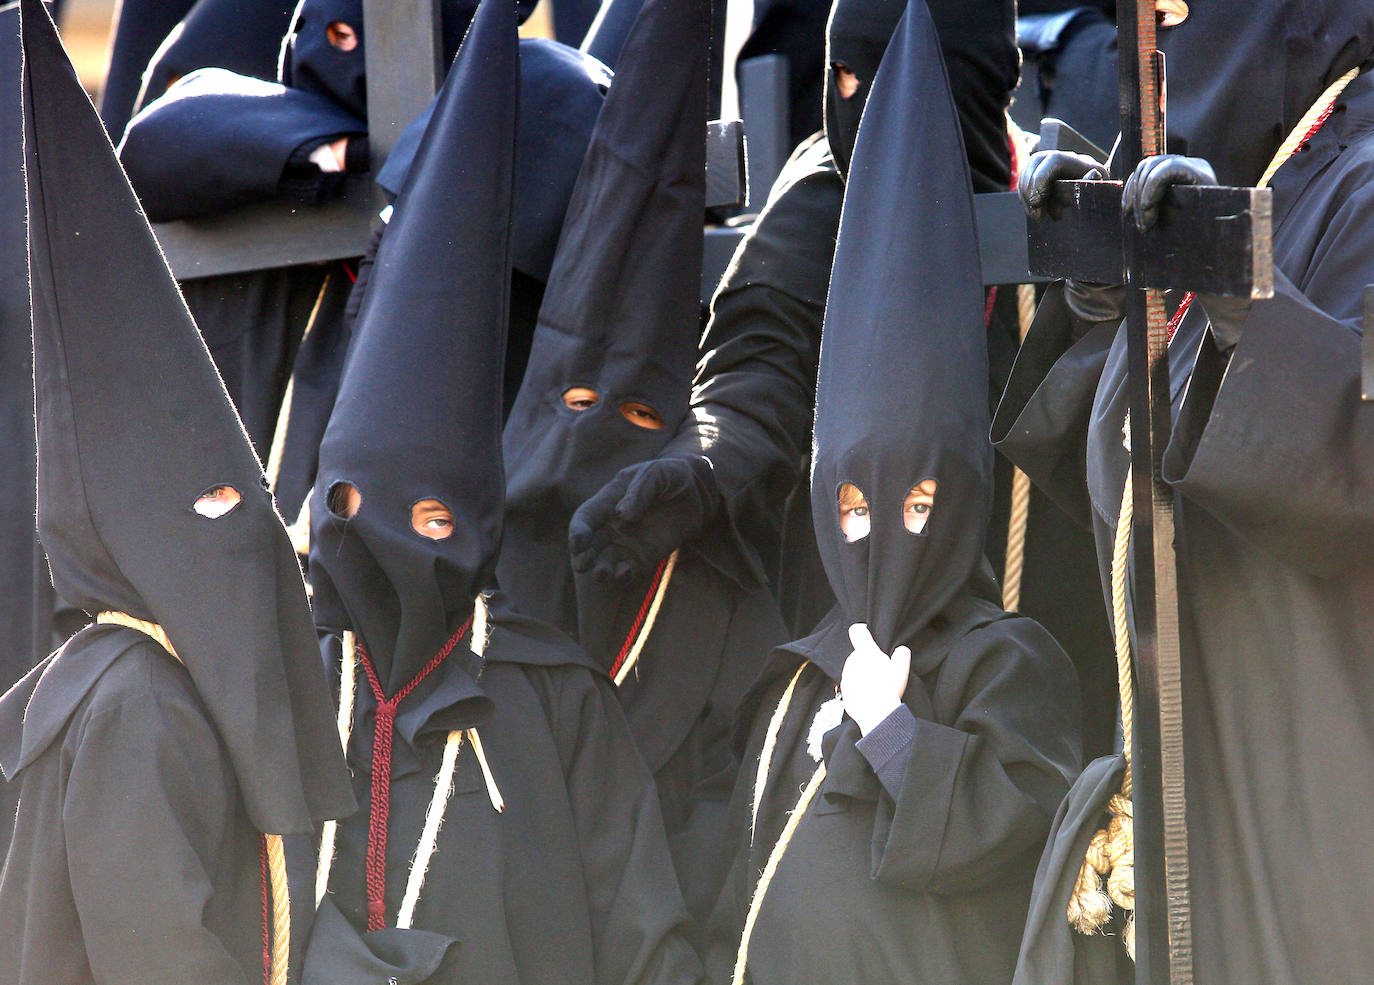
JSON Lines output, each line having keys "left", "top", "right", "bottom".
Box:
{"left": 611, "top": 549, "right": 680, "bottom": 685}
{"left": 1002, "top": 281, "right": 1039, "bottom": 612}
{"left": 96, "top": 610, "right": 289, "bottom": 985}
{"left": 1064, "top": 66, "right": 1359, "bottom": 956}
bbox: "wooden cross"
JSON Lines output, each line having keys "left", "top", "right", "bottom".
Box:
{"left": 1022, "top": 4, "right": 1275, "bottom": 983}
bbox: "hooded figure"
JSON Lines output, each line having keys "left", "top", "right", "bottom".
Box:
{"left": 302, "top": 3, "right": 700, "bottom": 982}
{"left": 0, "top": 2, "right": 354, "bottom": 981}
{"left": 998, "top": 4, "right": 1374, "bottom": 984}
{"left": 704, "top": 3, "right": 1080, "bottom": 983}
{"left": 131, "top": 0, "right": 298, "bottom": 121}
{"left": 498, "top": 0, "right": 788, "bottom": 918}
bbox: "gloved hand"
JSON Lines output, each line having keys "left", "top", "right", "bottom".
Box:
{"left": 840, "top": 623, "right": 911, "bottom": 736}
{"left": 1020, "top": 150, "right": 1125, "bottom": 327}
{"left": 1121, "top": 153, "right": 1217, "bottom": 232}
{"left": 569, "top": 456, "right": 721, "bottom": 583}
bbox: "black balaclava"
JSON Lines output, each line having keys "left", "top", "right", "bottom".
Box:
{"left": 1160, "top": 1, "right": 1374, "bottom": 186}
{"left": 823, "top": 0, "right": 904, "bottom": 175}
{"left": 498, "top": 0, "right": 708, "bottom": 638}
{"left": 812, "top": 0, "right": 990, "bottom": 655}
{"left": 20, "top": 0, "right": 353, "bottom": 835}
{"left": 133, "top": 0, "right": 297, "bottom": 117}
{"left": 280, "top": 0, "right": 534, "bottom": 117}
{"left": 310, "top": 0, "right": 516, "bottom": 694}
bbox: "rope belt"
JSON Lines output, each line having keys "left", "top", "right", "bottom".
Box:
{"left": 1065, "top": 65, "right": 1360, "bottom": 958}
{"left": 315, "top": 595, "right": 503, "bottom": 931}
{"left": 611, "top": 549, "right": 679, "bottom": 685}
{"left": 96, "top": 610, "right": 289, "bottom": 985}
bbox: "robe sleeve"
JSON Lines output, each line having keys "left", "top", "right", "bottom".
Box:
{"left": 62, "top": 685, "right": 253, "bottom": 985}
{"left": 546, "top": 667, "right": 702, "bottom": 985}
{"left": 991, "top": 282, "right": 1119, "bottom": 528}
{"left": 862, "top": 620, "right": 1081, "bottom": 894}
{"left": 118, "top": 68, "right": 366, "bottom": 223}
{"left": 665, "top": 139, "right": 843, "bottom": 577}
{"left": 1163, "top": 267, "right": 1374, "bottom": 578}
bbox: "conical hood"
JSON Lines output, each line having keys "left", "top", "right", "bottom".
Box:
{"left": 310, "top": 0, "right": 516, "bottom": 693}
{"left": 499, "top": 0, "right": 708, "bottom": 636}
{"left": 21, "top": 0, "right": 353, "bottom": 833}
{"left": 811, "top": 0, "right": 989, "bottom": 655}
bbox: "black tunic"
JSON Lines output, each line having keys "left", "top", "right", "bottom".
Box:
{"left": 706, "top": 603, "right": 1081, "bottom": 985}
{"left": 305, "top": 617, "right": 703, "bottom": 985}
{"left": 995, "top": 65, "right": 1374, "bottom": 985}
{"left": 0, "top": 627, "right": 268, "bottom": 984}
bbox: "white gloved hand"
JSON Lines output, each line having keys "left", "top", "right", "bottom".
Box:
{"left": 840, "top": 623, "right": 911, "bottom": 735}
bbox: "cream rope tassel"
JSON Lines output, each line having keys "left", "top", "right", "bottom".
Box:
{"left": 467, "top": 728, "right": 504, "bottom": 813}
{"left": 732, "top": 763, "right": 828, "bottom": 985}
{"left": 316, "top": 631, "right": 360, "bottom": 905}
{"left": 265, "top": 833, "right": 292, "bottom": 985}
{"left": 1002, "top": 282, "right": 1039, "bottom": 612}
{"left": 613, "top": 549, "right": 680, "bottom": 686}
{"left": 750, "top": 664, "right": 807, "bottom": 841}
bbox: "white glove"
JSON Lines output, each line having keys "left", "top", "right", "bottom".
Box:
{"left": 840, "top": 623, "right": 911, "bottom": 735}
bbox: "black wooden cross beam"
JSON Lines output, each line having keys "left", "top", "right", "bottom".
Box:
{"left": 1021, "top": 5, "right": 1275, "bottom": 984}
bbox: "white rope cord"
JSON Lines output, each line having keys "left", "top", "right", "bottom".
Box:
{"left": 731, "top": 762, "right": 828, "bottom": 985}
{"left": 316, "top": 631, "right": 360, "bottom": 905}
{"left": 750, "top": 663, "right": 808, "bottom": 841}
{"left": 317, "top": 596, "right": 499, "bottom": 924}
{"left": 1064, "top": 69, "right": 1360, "bottom": 954}
{"left": 395, "top": 594, "right": 497, "bottom": 928}
{"left": 613, "top": 549, "right": 680, "bottom": 686}
{"left": 1002, "top": 282, "right": 1039, "bottom": 612}
{"left": 265, "top": 273, "right": 331, "bottom": 493}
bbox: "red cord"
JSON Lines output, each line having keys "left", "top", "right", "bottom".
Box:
{"left": 609, "top": 556, "right": 670, "bottom": 678}
{"left": 356, "top": 615, "right": 474, "bottom": 931}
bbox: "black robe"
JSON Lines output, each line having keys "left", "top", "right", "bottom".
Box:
{"left": 705, "top": 601, "right": 1081, "bottom": 985}
{"left": 306, "top": 608, "right": 703, "bottom": 985}
{"left": 0, "top": 626, "right": 273, "bottom": 984}
{"left": 995, "top": 66, "right": 1374, "bottom": 985}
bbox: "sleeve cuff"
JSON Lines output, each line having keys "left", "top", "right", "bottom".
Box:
{"left": 856, "top": 705, "right": 916, "bottom": 798}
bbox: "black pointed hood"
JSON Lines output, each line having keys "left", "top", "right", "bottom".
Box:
{"left": 811, "top": 0, "right": 990, "bottom": 655}
{"left": 133, "top": 0, "right": 297, "bottom": 117}
{"left": 498, "top": 0, "right": 708, "bottom": 637}
{"left": 1160, "top": 1, "right": 1374, "bottom": 186}
{"left": 310, "top": 0, "right": 516, "bottom": 693}
{"left": 579, "top": 0, "right": 645, "bottom": 69}
{"left": 823, "top": 0, "right": 905, "bottom": 175}
{"left": 21, "top": 0, "right": 353, "bottom": 834}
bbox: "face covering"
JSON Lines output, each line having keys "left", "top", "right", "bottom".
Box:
{"left": 812, "top": 0, "right": 991, "bottom": 655}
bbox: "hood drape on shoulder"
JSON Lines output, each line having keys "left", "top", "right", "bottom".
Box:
{"left": 1159, "top": 0, "right": 1374, "bottom": 186}
{"left": 811, "top": 0, "right": 990, "bottom": 657}
{"left": 21, "top": 0, "right": 353, "bottom": 835}
{"left": 498, "top": 0, "right": 709, "bottom": 638}
{"left": 310, "top": 0, "right": 517, "bottom": 693}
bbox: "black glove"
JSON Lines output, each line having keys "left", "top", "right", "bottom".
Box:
{"left": 1020, "top": 150, "right": 1123, "bottom": 327}
{"left": 569, "top": 456, "right": 721, "bottom": 583}
{"left": 1121, "top": 153, "right": 1217, "bottom": 232}
{"left": 1018, "top": 149, "right": 1107, "bottom": 221}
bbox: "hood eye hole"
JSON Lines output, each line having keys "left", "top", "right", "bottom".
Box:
{"left": 1155, "top": 0, "right": 1188, "bottom": 28}
{"left": 325, "top": 20, "right": 358, "bottom": 50}
{"left": 411, "top": 499, "right": 454, "bottom": 541}
{"left": 619, "top": 401, "right": 664, "bottom": 430}
{"left": 831, "top": 63, "right": 862, "bottom": 99}
{"left": 327, "top": 481, "right": 362, "bottom": 519}
{"left": 562, "top": 386, "right": 600, "bottom": 412}
{"left": 837, "top": 482, "right": 870, "bottom": 542}
{"left": 193, "top": 484, "right": 241, "bottom": 519}
{"left": 902, "top": 479, "right": 937, "bottom": 536}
